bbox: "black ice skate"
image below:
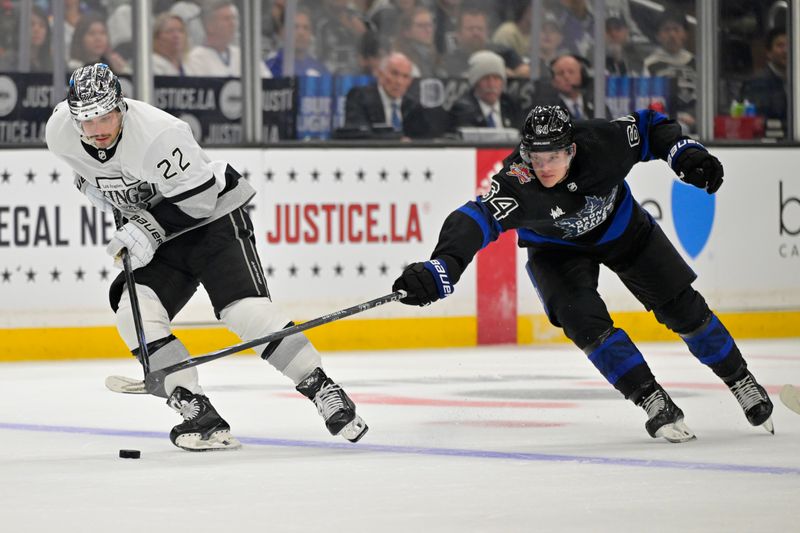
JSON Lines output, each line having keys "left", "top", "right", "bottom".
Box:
{"left": 634, "top": 383, "right": 696, "bottom": 443}
{"left": 167, "top": 387, "right": 241, "bottom": 451}
{"left": 726, "top": 369, "right": 774, "bottom": 434}
{"left": 296, "top": 368, "right": 368, "bottom": 442}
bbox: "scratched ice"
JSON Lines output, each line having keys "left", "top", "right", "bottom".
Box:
{"left": 1, "top": 339, "right": 798, "bottom": 532}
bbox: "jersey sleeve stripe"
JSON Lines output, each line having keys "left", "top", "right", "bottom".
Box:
{"left": 163, "top": 176, "right": 216, "bottom": 204}
{"left": 457, "top": 202, "right": 500, "bottom": 249}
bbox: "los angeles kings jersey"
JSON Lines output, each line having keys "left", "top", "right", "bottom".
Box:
{"left": 431, "top": 109, "right": 688, "bottom": 271}
{"left": 46, "top": 98, "right": 254, "bottom": 245}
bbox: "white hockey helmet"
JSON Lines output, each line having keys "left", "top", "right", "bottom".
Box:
{"left": 67, "top": 63, "right": 127, "bottom": 130}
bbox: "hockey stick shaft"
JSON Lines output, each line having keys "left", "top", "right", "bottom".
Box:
{"left": 113, "top": 209, "right": 150, "bottom": 375}
{"left": 138, "top": 290, "right": 407, "bottom": 395}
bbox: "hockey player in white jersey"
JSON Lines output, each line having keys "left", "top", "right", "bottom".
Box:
{"left": 46, "top": 63, "right": 368, "bottom": 450}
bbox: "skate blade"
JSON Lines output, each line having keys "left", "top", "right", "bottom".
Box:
{"left": 338, "top": 416, "right": 368, "bottom": 443}
{"left": 655, "top": 419, "right": 696, "bottom": 443}
{"left": 175, "top": 430, "right": 242, "bottom": 451}
{"left": 779, "top": 384, "right": 800, "bottom": 415}
{"left": 761, "top": 417, "right": 775, "bottom": 435}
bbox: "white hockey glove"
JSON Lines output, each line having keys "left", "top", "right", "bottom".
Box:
{"left": 106, "top": 223, "right": 156, "bottom": 270}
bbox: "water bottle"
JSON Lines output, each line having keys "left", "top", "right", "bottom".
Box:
{"left": 730, "top": 99, "right": 744, "bottom": 118}
{"left": 744, "top": 99, "right": 757, "bottom": 117}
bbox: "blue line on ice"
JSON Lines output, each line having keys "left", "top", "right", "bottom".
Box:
{"left": 2, "top": 421, "right": 797, "bottom": 476}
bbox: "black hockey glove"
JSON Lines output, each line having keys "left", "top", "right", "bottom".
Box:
{"left": 669, "top": 140, "right": 724, "bottom": 194}
{"left": 393, "top": 257, "right": 457, "bottom": 306}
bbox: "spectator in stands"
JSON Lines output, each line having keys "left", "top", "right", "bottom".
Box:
{"left": 743, "top": 27, "right": 788, "bottom": 135}
{"left": 449, "top": 50, "right": 524, "bottom": 132}
{"left": 551, "top": 0, "right": 594, "bottom": 58}
{"left": 394, "top": 6, "right": 443, "bottom": 78}
{"left": 357, "top": 30, "right": 387, "bottom": 76}
{"left": 537, "top": 53, "right": 608, "bottom": 119}
{"left": 344, "top": 52, "right": 442, "bottom": 139}
{"left": 153, "top": 12, "right": 191, "bottom": 76}
{"left": 643, "top": 10, "right": 696, "bottom": 133}
{"left": 316, "top": 0, "right": 370, "bottom": 74}
{"left": 185, "top": 0, "right": 272, "bottom": 77}
{"left": 442, "top": 7, "right": 529, "bottom": 79}
{"left": 68, "top": 12, "right": 130, "bottom": 74}
{"left": 266, "top": 7, "right": 330, "bottom": 77}
{"left": 170, "top": 1, "right": 207, "bottom": 49}
{"left": 605, "top": 16, "right": 638, "bottom": 76}
{"left": 433, "top": 0, "right": 462, "bottom": 55}
{"left": 370, "top": 0, "right": 418, "bottom": 50}
{"left": 537, "top": 11, "right": 567, "bottom": 79}
{"left": 63, "top": 0, "right": 83, "bottom": 54}
{"left": 0, "top": 4, "right": 53, "bottom": 72}
{"left": 492, "top": 0, "right": 531, "bottom": 58}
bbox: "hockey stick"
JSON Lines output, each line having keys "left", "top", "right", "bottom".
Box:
{"left": 779, "top": 384, "right": 800, "bottom": 415}
{"left": 105, "top": 289, "right": 407, "bottom": 396}
{"left": 113, "top": 209, "right": 150, "bottom": 375}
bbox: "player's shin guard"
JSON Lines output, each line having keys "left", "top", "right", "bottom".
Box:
{"left": 220, "top": 297, "right": 321, "bottom": 384}
{"left": 116, "top": 284, "right": 200, "bottom": 398}
{"left": 585, "top": 328, "right": 694, "bottom": 442}
{"left": 680, "top": 314, "right": 773, "bottom": 432}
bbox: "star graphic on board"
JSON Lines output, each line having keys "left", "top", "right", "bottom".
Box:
{"left": 311, "top": 264, "right": 321, "bottom": 277}
{"left": 50, "top": 268, "right": 61, "bottom": 282}
{"left": 265, "top": 265, "right": 275, "bottom": 277}
{"left": 288, "top": 264, "right": 298, "bottom": 277}
{"left": 288, "top": 169, "right": 297, "bottom": 181}
{"left": 311, "top": 169, "right": 320, "bottom": 181}
{"left": 356, "top": 169, "right": 365, "bottom": 181}
{"left": 1, "top": 269, "right": 11, "bottom": 282}
{"left": 402, "top": 169, "right": 410, "bottom": 181}
{"left": 379, "top": 169, "right": 388, "bottom": 181}
{"left": 379, "top": 263, "right": 389, "bottom": 276}
{"left": 50, "top": 169, "right": 60, "bottom": 183}
{"left": 333, "top": 263, "right": 343, "bottom": 276}
{"left": 424, "top": 168, "right": 433, "bottom": 181}
{"left": 242, "top": 170, "right": 250, "bottom": 181}
{"left": 1, "top": 170, "right": 9, "bottom": 183}
{"left": 25, "top": 268, "right": 37, "bottom": 282}
{"left": 26, "top": 170, "right": 36, "bottom": 183}
{"left": 99, "top": 267, "right": 110, "bottom": 281}
{"left": 265, "top": 170, "right": 274, "bottom": 181}
{"left": 334, "top": 169, "right": 342, "bottom": 181}
{"left": 356, "top": 263, "right": 366, "bottom": 276}
{"left": 75, "top": 268, "right": 86, "bottom": 281}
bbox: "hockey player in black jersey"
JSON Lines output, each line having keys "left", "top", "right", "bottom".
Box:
{"left": 393, "top": 104, "right": 774, "bottom": 442}
{"left": 47, "top": 64, "right": 368, "bottom": 450}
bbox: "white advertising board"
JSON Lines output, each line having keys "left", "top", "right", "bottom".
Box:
{"left": 0, "top": 148, "right": 476, "bottom": 328}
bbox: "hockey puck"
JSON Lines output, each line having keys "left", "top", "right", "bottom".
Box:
{"left": 119, "top": 449, "right": 141, "bottom": 459}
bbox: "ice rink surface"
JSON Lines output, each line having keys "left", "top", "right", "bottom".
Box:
{"left": 1, "top": 339, "right": 798, "bottom": 533}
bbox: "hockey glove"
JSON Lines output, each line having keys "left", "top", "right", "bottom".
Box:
{"left": 106, "top": 222, "right": 156, "bottom": 270}
{"left": 393, "top": 258, "right": 456, "bottom": 306}
{"left": 670, "top": 141, "right": 724, "bottom": 194}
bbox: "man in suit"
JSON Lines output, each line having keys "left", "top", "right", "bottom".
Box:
{"left": 343, "top": 52, "right": 440, "bottom": 139}
{"left": 536, "top": 53, "right": 610, "bottom": 120}
{"left": 449, "top": 50, "right": 524, "bottom": 132}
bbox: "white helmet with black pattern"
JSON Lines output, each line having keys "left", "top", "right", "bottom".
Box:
{"left": 67, "top": 63, "right": 127, "bottom": 132}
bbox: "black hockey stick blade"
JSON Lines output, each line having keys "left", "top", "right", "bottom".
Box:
{"left": 106, "top": 290, "right": 407, "bottom": 396}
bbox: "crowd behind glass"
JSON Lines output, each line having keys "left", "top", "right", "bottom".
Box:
{"left": 0, "top": 0, "right": 792, "bottom": 144}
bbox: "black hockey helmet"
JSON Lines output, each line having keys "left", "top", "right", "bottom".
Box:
{"left": 67, "top": 63, "right": 127, "bottom": 129}
{"left": 520, "top": 105, "right": 573, "bottom": 159}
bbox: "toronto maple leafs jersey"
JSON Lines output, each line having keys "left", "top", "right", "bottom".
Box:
{"left": 46, "top": 98, "right": 255, "bottom": 244}
{"left": 431, "top": 109, "right": 687, "bottom": 271}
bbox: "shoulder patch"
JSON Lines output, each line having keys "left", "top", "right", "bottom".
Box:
{"left": 506, "top": 162, "right": 534, "bottom": 184}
